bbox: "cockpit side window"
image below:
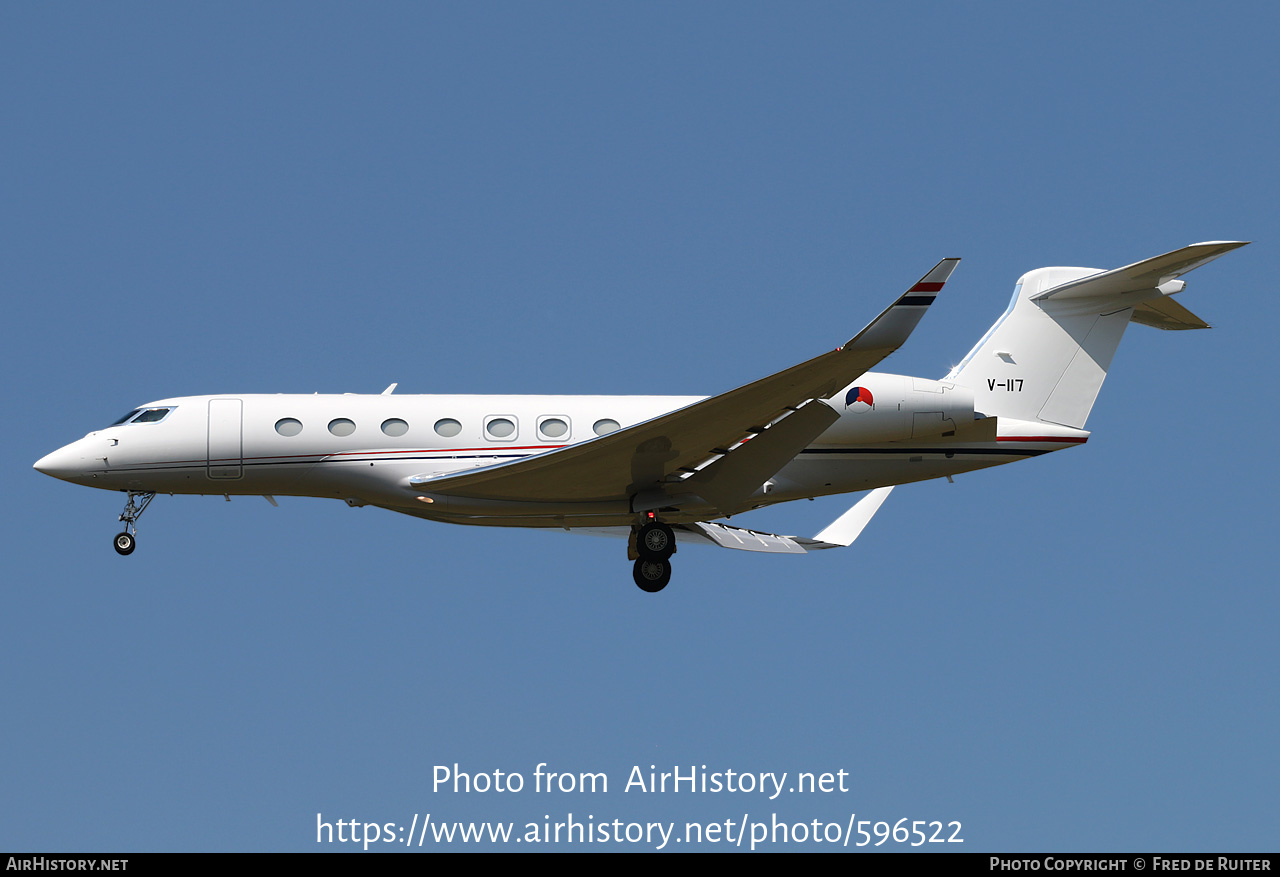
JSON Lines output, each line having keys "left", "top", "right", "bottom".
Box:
{"left": 131, "top": 407, "right": 173, "bottom": 424}
{"left": 106, "top": 406, "right": 176, "bottom": 428}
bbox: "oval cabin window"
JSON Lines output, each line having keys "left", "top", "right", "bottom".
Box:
{"left": 486, "top": 418, "right": 515, "bottom": 439}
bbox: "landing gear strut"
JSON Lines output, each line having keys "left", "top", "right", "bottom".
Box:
{"left": 631, "top": 519, "right": 676, "bottom": 592}
{"left": 114, "top": 491, "right": 155, "bottom": 556}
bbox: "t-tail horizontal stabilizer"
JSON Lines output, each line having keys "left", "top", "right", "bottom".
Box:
{"left": 676, "top": 486, "right": 894, "bottom": 553}
{"left": 1032, "top": 240, "right": 1248, "bottom": 330}
{"left": 1031, "top": 241, "right": 1248, "bottom": 302}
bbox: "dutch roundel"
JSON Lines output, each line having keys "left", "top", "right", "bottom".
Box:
{"left": 844, "top": 386, "right": 874, "bottom": 411}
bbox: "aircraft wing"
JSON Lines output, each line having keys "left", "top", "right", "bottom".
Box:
{"left": 682, "top": 486, "right": 895, "bottom": 551}
{"left": 408, "top": 259, "right": 958, "bottom": 508}
{"left": 571, "top": 487, "right": 896, "bottom": 553}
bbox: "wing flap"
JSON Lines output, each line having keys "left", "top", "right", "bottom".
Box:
{"left": 683, "top": 522, "right": 811, "bottom": 554}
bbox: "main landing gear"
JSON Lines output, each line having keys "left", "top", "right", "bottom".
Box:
{"left": 631, "top": 520, "right": 676, "bottom": 593}
{"left": 113, "top": 491, "right": 155, "bottom": 556}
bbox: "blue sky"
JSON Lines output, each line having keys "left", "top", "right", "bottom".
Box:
{"left": 3, "top": 2, "right": 1276, "bottom": 852}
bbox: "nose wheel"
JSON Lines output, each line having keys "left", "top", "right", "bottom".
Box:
{"left": 113, "top": 491, "right": 155, "bottom": 556}
{"left": 113, "top": 532, "right": 136, "bottom": 555}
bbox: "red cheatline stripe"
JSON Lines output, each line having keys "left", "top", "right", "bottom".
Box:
{"left": 326, "top": 444, "right": 565, "bottom": 457}
{"left": 996, "top": 436, "right": 1088, "bottom": 443}
{"left": 909, "top": 281, "right": 945, "bottom": 292}
{"left": 121, "top": 445, "right": 569, "bottom": 467}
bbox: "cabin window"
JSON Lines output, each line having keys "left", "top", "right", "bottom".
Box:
{"left": 593, "top": 418, "right": 620, "bottom": 436}
{"left": 275, "top": 418, "right": 303, "bottom": 437}
{"left": 538, "top": 416, "right": 569, "bottom": 439}
{"left": 434, "top": 418, "right": 462, "bottom": 437}
{"left": 328, "top": 418, "right": 356, "bottom": 437}
{"left": 381, "top": 418, "right": 409, "bottom": 437}
{"left": 485, "top": 417, "right": 516, "bottom": 440}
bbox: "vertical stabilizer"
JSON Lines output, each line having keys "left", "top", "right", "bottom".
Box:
{"left": 945, "top": 242, "right": 1246, "bottom": 429}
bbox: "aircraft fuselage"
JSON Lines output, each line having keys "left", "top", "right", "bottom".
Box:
{"left": 34, "top": 372, "right": 1082, "bottom": 529}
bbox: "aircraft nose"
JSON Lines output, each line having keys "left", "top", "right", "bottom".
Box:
{"left": 33, "top": 444, "right": 83, "bottom": 481}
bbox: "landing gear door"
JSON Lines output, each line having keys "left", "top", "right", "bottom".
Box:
{"left": 207, "top": 398, "right": 243, "bottom": 480}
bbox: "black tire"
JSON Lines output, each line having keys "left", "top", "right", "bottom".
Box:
{"left": 113, "top": 532, "right": 136, "bottom": 556}
{"left": 633, "top": 557, "right": 671, "bottom": 593}
{"left": 637, "top": 522, "right": 675, "bottom": 560}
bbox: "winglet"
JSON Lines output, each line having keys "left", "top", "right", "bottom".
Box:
{"left": 900, "top": 258, "right": 962, "bottom": 304}
{"left": 810, "top": 486, "right": 894, "bottom": 548}
{"left": 843, "top": 259, "right": 960, "bottom": 352}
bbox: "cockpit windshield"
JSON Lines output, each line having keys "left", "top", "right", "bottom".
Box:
{"left": 108, "top": 407, "right": 174, "bottom": 427}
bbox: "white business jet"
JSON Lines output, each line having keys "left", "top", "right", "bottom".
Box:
{"left": 34, "top": 242, "right": 1246, "bottom": 591}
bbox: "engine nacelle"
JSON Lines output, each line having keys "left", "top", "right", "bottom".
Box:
{"left": 816, "top": 373, "right": 976, "bottom": 445}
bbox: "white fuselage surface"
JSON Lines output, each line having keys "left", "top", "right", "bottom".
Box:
{"left": 36, "top": 377, "right": 1068, "bottom": 528}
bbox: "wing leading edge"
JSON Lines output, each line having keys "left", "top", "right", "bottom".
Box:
{"left": 408, "top": 259, "right": 959, "bottom": 509}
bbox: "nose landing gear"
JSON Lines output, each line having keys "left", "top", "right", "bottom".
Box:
{"left": 113, "top": 491, "right": 155, "bottom": 556}
{"left": 631, "top": 520, "right": 676, "bottom": 592}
